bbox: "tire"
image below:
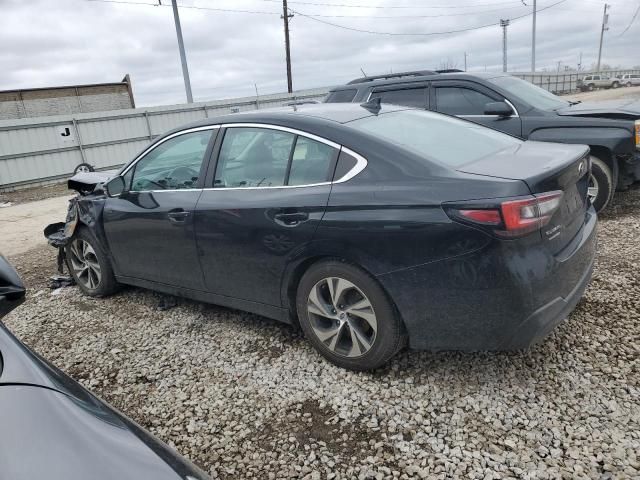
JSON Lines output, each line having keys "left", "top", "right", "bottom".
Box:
{"left": 74, "top": 163, "right": 94, "bottom": 174}
{"left": 65, "top": 227, "right": 119, "bottom": 297}
{"left": 627, "top": 82, "right": 632, "bottom": 88}
{"left": 587, "top": 84, "right": 595, "bottom": 91}
{"left": 588, "top": 156, "right": 614, "bottom": 213}
{"left": 612, "top": 81, "right": 619, "bottom": 89}
{"left": 296, "top": 260, "right": 405, "bottom": 371}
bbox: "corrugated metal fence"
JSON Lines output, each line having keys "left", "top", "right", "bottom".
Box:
{"left": 0, "top": 87, "right": 327, "bottom": 190}
{"left": 2, "top": 70, "right": 640, "bottom": 191}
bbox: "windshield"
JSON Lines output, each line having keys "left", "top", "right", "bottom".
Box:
{"left": 489, "top": 75, "right": 569, "bottom": 110}
{"left": 347, "top": 109, "right": 521, "bottom": 168}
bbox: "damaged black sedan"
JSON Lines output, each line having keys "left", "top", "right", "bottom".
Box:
{"left": 47, "top": 103, "right": 597, "bottom": 370}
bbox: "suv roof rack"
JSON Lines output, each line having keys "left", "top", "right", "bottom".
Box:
{"left": 347, "top": 70, "right": 436, "bottom": 85}
{"left": 434, "top": 69, "right": 464, "bottom": 73}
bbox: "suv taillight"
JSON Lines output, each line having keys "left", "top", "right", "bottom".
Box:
{"left": 446, "top": 191, "right": 563, "bottom": 238}
{"left": 635, "top": 120, "right": 639, "bottom": 151}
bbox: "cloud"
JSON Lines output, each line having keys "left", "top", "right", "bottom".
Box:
{"left": 0, "top": 0, "right": 637, "bottom": 106}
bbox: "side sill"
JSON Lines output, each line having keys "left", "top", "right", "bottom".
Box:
{"left": 115, "top": 276, "right": 291, "bottom": 324}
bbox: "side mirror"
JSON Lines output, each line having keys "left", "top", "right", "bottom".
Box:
{"left": 105, "top": 176, "right": 126, "bottom": 197}
{"left": 484, "top": 101, "right": 514, "bottom": 117}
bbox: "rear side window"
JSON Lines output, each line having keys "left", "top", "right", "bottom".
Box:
{"left": 348, "top": 110, "right": 521, "bottom": 168}
{"left": 584, "top": 76, "right": 592, "bottom": 80}
{"left": 435, "top": 87, "right": 494, "bottom": 115}
{"left": 214, "top": 127, "right": 337, "bottom": 188}
{"left": 370, "top": 87, "right": 427, "bottom": 108}
{"left": 325, "top": 89, "right": 357, "bottom": 103}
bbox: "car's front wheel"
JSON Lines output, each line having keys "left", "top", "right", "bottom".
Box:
{"left": 612, "top": 81, "right": 619, "bottom": 89}
{"left": 627, "top": 82, "right": 632, "bottom": 87}
{"left": 588, "top": 155, "right": 614, "bottom": 213}
{"left": 296, "top": 260, "right": 405, "bottom": 370}
{"left": 65, "top": 227, "right": 119, "bottom": 297}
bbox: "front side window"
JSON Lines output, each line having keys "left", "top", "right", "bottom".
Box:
{"left": 370, "top": 87, "right": 427, "bottom": 108}
{"left": 130, "top": 130, "right": 213, "bottom": 191}
{"left": 435, "top": 87, "right": 494, "bottom": 115}
{"left": 488, "top": 75, "right": 569, "bottom": 110}
{"left": 214, "top": 127, "right": 337, "bottom": 188}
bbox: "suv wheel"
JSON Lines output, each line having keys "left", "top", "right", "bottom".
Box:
{"left": 587, "top": 83, "right": 595, "bottom": 91}
{"left": 66, "top": 227, "right": 119, "bottom": 297}
{"left": 296, "top": 260, "right": 405, "bottom": 370}
{"left": 627, "top": 82, "right": 632, "bottom": 87}
{"left": 612, "top": 81, "right": 619, "bottom": 89}
{"left": 588, "top": 156, "right": 614, "bottom": 213}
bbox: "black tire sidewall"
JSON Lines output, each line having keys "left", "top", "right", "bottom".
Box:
{"left": 296, "top": 260, "right": 403, "bottom": 371}
{"left": 65, "top": 227, "right": 117, "bottom": 297}
{"left": 589, "top": 156, "right": 614, "bottom": 213}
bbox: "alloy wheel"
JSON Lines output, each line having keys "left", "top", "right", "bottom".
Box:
{"left": 306, "top": 277, "right": 377, "bottom": 358}
{"left": 68, "top": 239, "right": 102, "bottom": 289}
{"left": 588, "top": 174, "right": 599, "bottom": 204}
{"left": 76, "top": 165, "right": 91, "bottom": 173}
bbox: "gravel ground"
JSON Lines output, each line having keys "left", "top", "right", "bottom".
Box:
{"left": 4, "top": 195, "right": 640, "bottom": 479}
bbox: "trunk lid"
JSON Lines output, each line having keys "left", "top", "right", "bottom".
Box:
{"left": 457, "top": 141, "right": 591, "bottom": 253}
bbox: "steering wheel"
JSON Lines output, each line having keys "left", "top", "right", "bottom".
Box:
{"left": 169, "top": 166, "right": 199, "bottom": 182}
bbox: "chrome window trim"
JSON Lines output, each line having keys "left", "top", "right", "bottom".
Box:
{"left": 115, "top": 123, "right": 368, "bottom": 193}
{"left": 121, "top": 125, "right": 221, "bottom": 176}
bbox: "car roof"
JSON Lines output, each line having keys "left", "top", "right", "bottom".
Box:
{"left": 178, "top": 102, "right": 408, "bottom": 131}
{"left": 329, "top": 71, "right": 509, "bottom": 91}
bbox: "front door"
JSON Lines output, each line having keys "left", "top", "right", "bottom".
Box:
{"left": 103, "top": 127, "right": 217, "bottom": 289}
{"left": 431, "top": 81, "right": 522, "bottom": 137}
{"left": 195, "top": 125, "right": 338, "bottom": 306}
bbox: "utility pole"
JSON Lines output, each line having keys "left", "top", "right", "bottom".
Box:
{"left": 500, "top": 19, "right": 510, "bottom": 73}
{"left": 578, "top": 51, "right": 583, "bottom": 71}
{"left": 282, "top": 0, "right": 293, "bottom": 93}
{"left": 171, "top": 0, "right": 193, "bottom": 103}
{"left": 531, "top": 0, "right": 537, "bottom": 72}
{"left": 464, "top": 52, "right": 468, "bottom": 71}
{"left": 596, "top": 3, "right": 610, "bottom": 73}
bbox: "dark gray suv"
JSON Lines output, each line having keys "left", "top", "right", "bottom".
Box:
{"left": 325, "top": 70, "right": 640, "bottom": 212}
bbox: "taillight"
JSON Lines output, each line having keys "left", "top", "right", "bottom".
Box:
{"left": 448, "top": 191, "right": 563, "bottom": 238}
{"left": 635, "top": 120, "right": 639, "bottom": 151}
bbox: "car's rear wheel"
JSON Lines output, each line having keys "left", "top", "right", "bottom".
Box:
{"left": 588, "top": 155, "right": 614, "bottom": 213}
{"left": 612, "top": 81, "right": 619, "bottom": 89}
{"left": 296, "top": 260, "right": 405, "bottom": 371}
{"left": 65, "top": 227, "right": 118, "bottom": 297}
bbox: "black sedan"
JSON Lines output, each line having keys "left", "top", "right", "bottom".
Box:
{"left": 0, "top": 256, "right": 210, "bottom": 479}
{"left": 47, "top": 103, "right": 597, "bottom": 370}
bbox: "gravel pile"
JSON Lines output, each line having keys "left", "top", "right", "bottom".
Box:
{"left": 5, "top": 186, "right": 640, "bottom": 479}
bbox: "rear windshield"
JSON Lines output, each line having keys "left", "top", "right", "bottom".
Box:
{"left": 347, "top": 109, "right": 521, "bottom": 167}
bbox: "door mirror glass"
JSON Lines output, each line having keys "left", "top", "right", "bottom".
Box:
{"left": 484, "top": 101, "right": 514, "bottom": 117}
{"left": 105, "top": 176, "right": 126, "bottom": 197}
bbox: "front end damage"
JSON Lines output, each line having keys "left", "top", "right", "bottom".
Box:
{"left": 44, "top": 172, "right": 111, "bottom": 273}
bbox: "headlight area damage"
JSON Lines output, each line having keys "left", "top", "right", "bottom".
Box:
{"left": 43, "top": 172, "right": 112, "bottom": 273}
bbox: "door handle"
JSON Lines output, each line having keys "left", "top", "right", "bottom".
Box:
{"left": 274, "top": 212, "right": 309, "bottom": 226}
{"left": 167, "top": 209, "right": 190, "bottom": 223}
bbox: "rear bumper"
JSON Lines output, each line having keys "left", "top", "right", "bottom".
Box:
{"left": 378, "top": 207, "right": 597, "bottom": 351}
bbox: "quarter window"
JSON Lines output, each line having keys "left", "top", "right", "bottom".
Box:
{"left": 214, "top": 127, "right": 337, "bottom": 188}
{"left": 130, "top": 130, "right": 213, "bottom": 191}
{"left": 435, "top": 87, "right": 495, "bottom": 116}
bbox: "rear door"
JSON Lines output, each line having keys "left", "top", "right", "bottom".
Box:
{"left": 430, "top": 81, "right": 522, "bottom": 136}
{"left": 194, "top": 125, "right": 339, "bottom": 306}
{"left": 103, "top": 127, "right": 218, "bottom": 289}
{"left": 369, "top": 82, "right": 428, "bottom": 108}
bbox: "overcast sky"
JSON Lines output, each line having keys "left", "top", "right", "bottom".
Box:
{"left": 1, "top": 0, "right": 638, "bottom": 106}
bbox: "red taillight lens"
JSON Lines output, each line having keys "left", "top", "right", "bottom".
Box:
{"left": 499, "top": 191, "right": 563, "bottom": 237}
{"left": 458, "top": 209, "right": 502, "bottom": 225}
{"left": 447, "top": 191, "right": 563, "bottom": 238}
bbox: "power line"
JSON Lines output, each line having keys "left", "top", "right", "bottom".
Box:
{"left": 290, "top": 0, "right": 567, "bottom": 36}
{"left": 85, "top": 0, "right": 281, "bottom": 14}
{"left": 619, "top": 2, "right": 640, "bottom": 35}
{"left": 255, "top": 0, "right": 523, "bottom": 9}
